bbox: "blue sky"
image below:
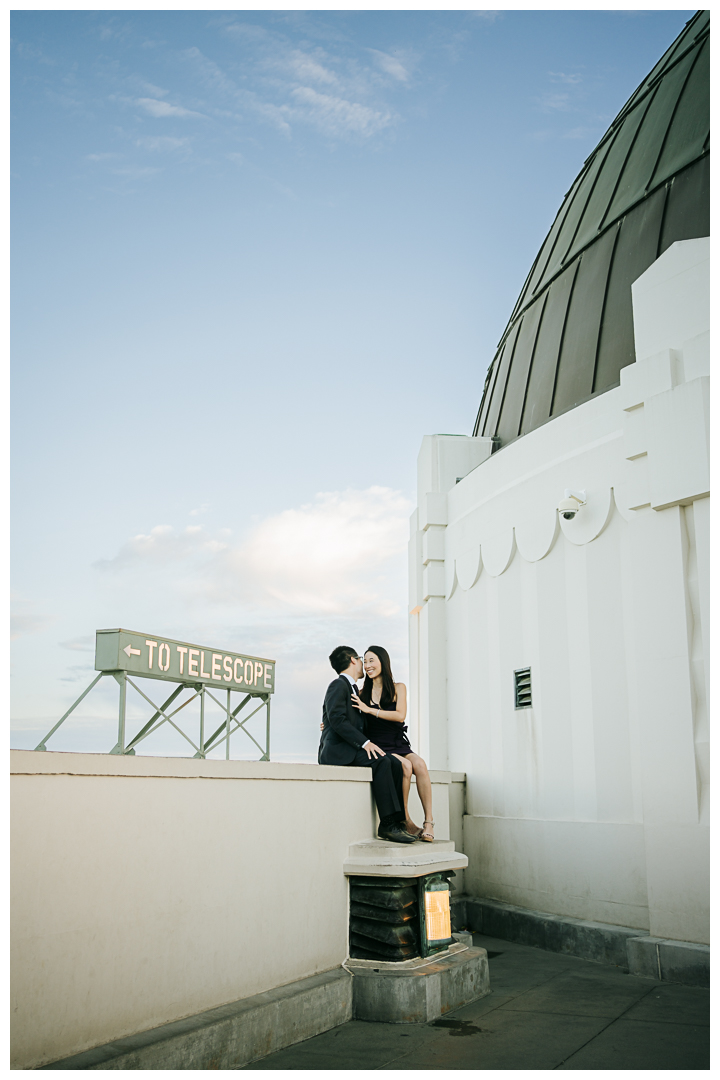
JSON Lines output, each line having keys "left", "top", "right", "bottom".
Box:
{"left": 11, "top": 7, "right": 692, "bottom": 760}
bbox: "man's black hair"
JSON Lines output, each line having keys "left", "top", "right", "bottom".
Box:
{"left": 329, "top": 646, "right": 357, "bottom": 675}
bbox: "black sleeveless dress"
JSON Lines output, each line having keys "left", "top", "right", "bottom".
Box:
{"left": 364, "top": 688, "right": 413, "bottom": 755}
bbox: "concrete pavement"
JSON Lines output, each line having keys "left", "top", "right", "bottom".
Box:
{"left": 241, "top": 932, "right": 709, "bottom": 1070}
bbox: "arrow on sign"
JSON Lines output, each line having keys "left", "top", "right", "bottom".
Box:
{"left": 123, "top": 644, "right": 141, "bottom": 658}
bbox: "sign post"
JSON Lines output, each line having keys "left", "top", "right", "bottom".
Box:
{"left": 35, "top": 628, "right": 276, "bottom": 759}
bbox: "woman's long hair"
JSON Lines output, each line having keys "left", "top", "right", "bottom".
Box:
{"left": 360, "top": 645, "right": 396, "bottom": 706}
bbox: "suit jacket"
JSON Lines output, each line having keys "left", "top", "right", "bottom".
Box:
{"left": 318, "top": 676, "right": 367, "bottom": 765}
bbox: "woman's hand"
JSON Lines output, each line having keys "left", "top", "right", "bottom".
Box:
{"left": 351, "top": 695, "right": 372, "bottom": 714}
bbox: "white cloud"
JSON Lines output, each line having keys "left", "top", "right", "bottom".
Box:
{"left": 536, "top": 92, "right": 571, "bottom": 112}
{"left": 95, "top": 523, "right": 227, "bottom": 570}
{"left": 11, "top": 613, "right": 49, "bottom": 639}
{"left": 59, "top": 636, "right": 95, "bottom": 652}
{"left": 60, "top": 664, "right": 96, "bottom": 683}
{"left": 179, "top": 48, "right": 294, "bottom": 135}
{"left": 182, "top": 47, "right": 239, "bottom": 98}
{"left": 46, "top": 90, "right": 83, "bottom": 112}
{"left": 11, "top": 597, "right": 52, "bottom": 639}
{"left": 290, "top": 87, "right": 393, "bottom": 138}
{"left": 368, "top": 49, "right": 410, "bottom": 83}
{"left": 245, "top": 97, "right": 292, "bottom": 135}
{"left": 136, "top": 98, "right": 205, "bottom": 119}
{"left": 220, "top": 486, "right": 411, "bottom": 614}
{"left": 136, "top": 136, "right": 190, "bottom": 152}
{"left": 222, "top": 22, "right": 270, "bottom": 45}
{"left": 97, "top": 487, "right": 412, "bottom": 617}
{"left": 16, "top": 42, "right": 55, "bottom": 65}
{"left": 203, "top": 28, "right": 399, "bottom": 141}
{"left": 133, "top": 80, "right": 169, "bottom": 98}
{"left": 284, "top": 50, "right": 337, "bottom": 86}
{"left": 549, "top": 71, "right": 583, "bottom": 85}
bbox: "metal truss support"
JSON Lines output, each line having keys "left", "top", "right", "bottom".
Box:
{"left": 109, "top": 671, "right": 128, "bottom": 754}
{"left": 34, "top": 673, "right": 105, "bottom": 751}
{"left": 123, "top": 684, "right": 186, "bottom": 754}
{"left": 33, "top": 671, "right": 271, "bottom": 760}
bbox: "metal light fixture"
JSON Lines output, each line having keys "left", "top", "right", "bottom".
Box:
{"left": 419, "top": 874, "right": 454, "bottom": 957}
{"left": 349, "top": 871, "right": 456, "bottom": 961}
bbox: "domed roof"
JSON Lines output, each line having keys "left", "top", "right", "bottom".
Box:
{"left": 474, "top": 10, "right": 709, "bottom": 446}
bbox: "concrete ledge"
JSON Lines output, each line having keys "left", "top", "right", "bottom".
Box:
{"left": 10, "top": 748, "right": 373, "bottom": 783}
{"left": 457, "top": 896, "right": 709, "bottom": 986}
{"left": 350, "top": 946, "right": 489, "bottom": 1023}
{"left": 627, "top": 936, "right": 710, "bottom": 987}
{"left": 658, "top": 939, "right": 710, "bottom": 987}
{"left": 10, "top": 750, "right": 458, "bottom": 787}
{"left": 40, "top": 968, "right": 352, "bottom": 1070}
{"left": 626, "top": 935, "right": 664, "bottom": 979}
{"left": 460, "top": 896, "right": 642, "bottom": 967}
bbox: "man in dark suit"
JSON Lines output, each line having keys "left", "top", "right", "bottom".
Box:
{"left": 318, "top": 645, "right": 417, "bottom": 843}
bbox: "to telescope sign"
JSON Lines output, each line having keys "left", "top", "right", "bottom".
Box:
{"left": 95, "top": 628, "right": 275, "bottom": 693}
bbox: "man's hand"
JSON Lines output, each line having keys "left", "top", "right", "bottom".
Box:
{"left": 363, "top": 741, "right": 385, "bottom": 760}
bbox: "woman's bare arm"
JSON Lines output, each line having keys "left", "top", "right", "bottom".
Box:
{"left": 353, "top": 682, "right": 407, "bottom": 723}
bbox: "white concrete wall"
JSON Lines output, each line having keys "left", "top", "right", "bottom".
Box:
{"left": 410, "top": 238, "right": 709, "bottom": 945}
{"left": 10, "top": 750, "right": 461, "bottom": 1070}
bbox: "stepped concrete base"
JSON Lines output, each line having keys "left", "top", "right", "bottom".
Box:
{"left": 348, "top": 942, "right": 489, "bottom": 1024}
{"left": 40, "top": 968, "right": 352, "bottom": 1071}
{"left": 455, "top": 896, "right": 709, "bottom": 987}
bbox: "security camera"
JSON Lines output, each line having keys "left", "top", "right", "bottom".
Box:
{"left": 557, "top": 489, "right": 586, "bottom": 520}
{"left": 558, "top": 497, "right": 581, "bottom": 520}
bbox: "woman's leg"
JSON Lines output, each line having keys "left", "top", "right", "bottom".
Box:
{"left": 393, "top": 754, "right": 420, "bottom": 834}
{"left": 406, "top": 753, "right": 434, "bottom": 838}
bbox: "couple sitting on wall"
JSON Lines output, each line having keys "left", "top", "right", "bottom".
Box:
{"left": 318, "top": 645, "right": 434, "bottom": 844}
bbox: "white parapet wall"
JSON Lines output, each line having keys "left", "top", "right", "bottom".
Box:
{"left": 409, "top": 238, "right": 709, "bottom": 946}
{"left": 10, "top": 749, "right": 465, "bottom": 1070}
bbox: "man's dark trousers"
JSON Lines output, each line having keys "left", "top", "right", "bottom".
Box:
{"left": 318, "top": 676, "right": 405, "bottom": 824}
{"left": 343, "top": 747, "right": 405, "bottom": 821}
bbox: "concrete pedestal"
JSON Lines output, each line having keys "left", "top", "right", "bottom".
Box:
{"left": 348, "top": 942, "right": 489, "bottom": 1023}
{"left": 344, "top": 838, "right": 487, "bottom": 1021}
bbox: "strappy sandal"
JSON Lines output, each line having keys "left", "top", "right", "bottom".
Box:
{"left": 420, "top": 820, "right": 435, "bottom": 842}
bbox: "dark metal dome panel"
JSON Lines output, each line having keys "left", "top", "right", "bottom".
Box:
{"left": 519, "top": 266, "right": 574, "bottom": 436}
{"left": 659, "top": 152, "right": 709, "bottom": 254}
{"left": 594, "top": 185, "right": 667, "bottom": 390}
{"left": 550, "top": 223, "right": 617, "bottom": 419}
{"left": 619, "top": 8, "right": 709, "bottom": 121}
{"left": 475, "top": 11, "right": 710, "bottom": 445}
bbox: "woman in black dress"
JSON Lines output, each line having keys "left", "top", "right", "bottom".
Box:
{"left": 351, "top": 645, "right": 434, "bottom": 842}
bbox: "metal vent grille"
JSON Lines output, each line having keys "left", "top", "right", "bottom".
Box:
{"left": 514, "top": 668, "right": 532, "bottom": 709}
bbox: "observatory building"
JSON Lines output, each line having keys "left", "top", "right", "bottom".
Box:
{"left": 409, "top": 11, "right": 709, "bottom": 952}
